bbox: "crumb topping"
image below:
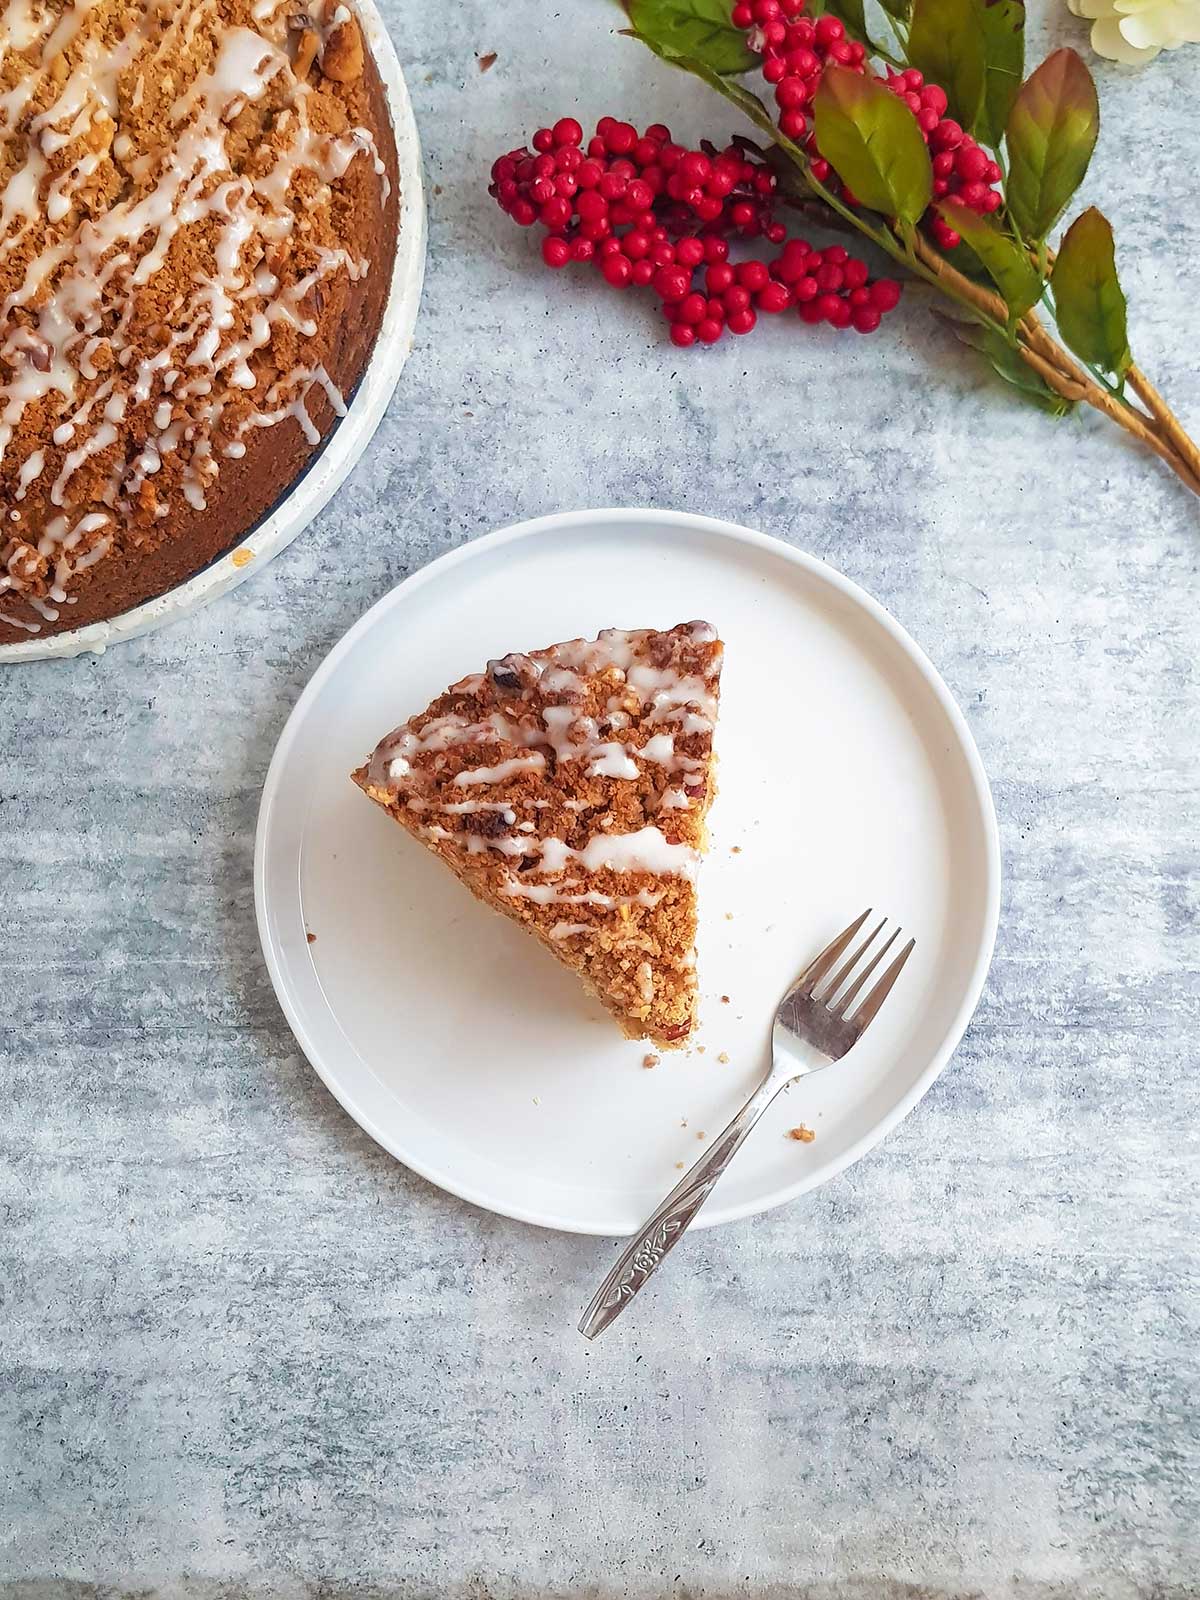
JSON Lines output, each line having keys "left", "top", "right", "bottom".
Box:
{"left": 356, "top": 621, "right": 724, "bottom": 1046}
{"left": 365, "top": 622, "right": 721, "bottom": 914}
{"left": 0, "top": 0, "right": 386, "bottom": 633}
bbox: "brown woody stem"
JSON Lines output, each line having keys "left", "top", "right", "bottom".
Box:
{"left": 906, "top": 232, "right": 1200, "bottom": 497}
{"left": 1017, "top": 345, "right": 1200, "bottom": 494}
{"left": 907, "top": 230, "right": 1002, "bottom": 321}
{"left": 1035, "top": 245, "right": 1200, "bottom": 493}
{"left": 1126, "top": 365, "right": 1200, "bottom": 486}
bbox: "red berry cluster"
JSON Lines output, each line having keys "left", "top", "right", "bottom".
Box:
{"left": 662, "top": 237, "right": 899, "bottom": 345}
{"left": 881, "top": 68, "right": 1003, "bottom": 248}
{"left": 489, "top": 117, "right": 902, "bottom": 347}
{"left": 731, "top": 1, "right": 868, "bottom": 151}
{"left": 492, "top": 117, "right": 786, "bottom": 245}
{"left": 733, "top": 0, "right": 1002, "bottom": 246}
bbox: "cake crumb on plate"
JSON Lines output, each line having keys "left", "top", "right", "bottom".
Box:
{"left": 788, "top": 1124, "right": 816, "bottom": 1143}
{"left": 717, "top": 1051, "right": 730, "bottom": 1064}
{"left": 642, "top": 1053, "right": 660, "bottom": 1069}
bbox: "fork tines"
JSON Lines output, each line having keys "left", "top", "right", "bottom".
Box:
{"left": 801, "top": 909, "right": 915, "bottom": 1027}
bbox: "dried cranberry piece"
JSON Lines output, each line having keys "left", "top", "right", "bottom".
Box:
{"left": 488, "top": 652, "right": 535, "bottom": 691}
{"left": 463, "top": 810, "right": 511, "bottom": 840}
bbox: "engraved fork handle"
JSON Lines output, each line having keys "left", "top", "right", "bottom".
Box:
{"left": 579, "top": 1069, "right": 786, "bottom": 1340}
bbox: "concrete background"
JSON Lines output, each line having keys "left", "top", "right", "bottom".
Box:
{"left": 2, "top": 1, "right": 1197, "bottom": 1595}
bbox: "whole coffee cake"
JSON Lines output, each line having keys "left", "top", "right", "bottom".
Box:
{"left": 353, "top": 622, "right": 724, "bottom": 1048}
{"left": 0, "top": 0, "right": 399, "bottom": 643}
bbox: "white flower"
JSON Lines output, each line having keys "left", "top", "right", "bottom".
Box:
{"left": 1068, "top": 0, "right": 1200, "bottom": 62}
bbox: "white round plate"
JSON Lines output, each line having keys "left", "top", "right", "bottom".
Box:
{"left": 0, "top": 0, "right": 426, "bottom": 664}
{"left": 256, "top": 509, "right": 1000, "bottom": 1236}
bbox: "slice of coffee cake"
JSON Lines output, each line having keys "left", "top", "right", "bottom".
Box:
{"left": 353, "top": 622, "right": 723, "bottom": 1047}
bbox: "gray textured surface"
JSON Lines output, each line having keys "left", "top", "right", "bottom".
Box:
{"left": 2, "top": 2, "right": 1198, "bottom": 1594}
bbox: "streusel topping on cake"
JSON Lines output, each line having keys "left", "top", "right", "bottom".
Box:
{"left": 354, "top": 622, "right": 724, "bottom": 1047}
{"left": 0, "top": 0, "right": 395, "bottom": 638}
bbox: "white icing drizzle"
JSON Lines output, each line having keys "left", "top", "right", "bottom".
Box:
{"left": 501, "top": 879, "right": 666, "bottom": 911}
{"left": 536, "top": 827, "right": 698, "bottom": 880}
{"left": 15, "top": 447, "right": 43, "bottom": 497}
{"left": 369, "top": 625, "right": 720, "bottom": 793}
{"left": 366, "top": 624, "right": 723, "bottom": 917}
{"left": 587, "top": 742, "right": 639, "bottom": 780}
{"left": 1, "top": 507, "right": 109, "bottom": 603}
{"left": 418, "top": 822, "right": 699, "bottom": 884}
{"left": 425, "top": 824, "right": 530, "bottom": 859}
{"left": 453, "top": 754, "right": 547, "bottom": 788}
{"left": 0, "top": 0, "right": 387, "bottom": 630}
{"left": 1, "top": 0, "right": 53, "bottom": 55}
{"left": 407, "top": 797, "right": 518, "bottom": 822}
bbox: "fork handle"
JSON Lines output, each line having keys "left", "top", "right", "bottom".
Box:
{"left": 578, "top": 1071, "right": 784, "bottom": 1339}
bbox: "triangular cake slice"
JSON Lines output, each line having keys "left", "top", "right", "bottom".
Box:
{"left": 352, "top": 622, "right": 723, "bottom": 1047}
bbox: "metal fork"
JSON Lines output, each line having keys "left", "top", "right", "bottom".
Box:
{"left": 579, "top": 910, "right": 915, "bottom": 1340}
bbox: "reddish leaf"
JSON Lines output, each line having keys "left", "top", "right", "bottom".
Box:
{"left": 1006, "top": 49, "right": 1099, "bottom": 244}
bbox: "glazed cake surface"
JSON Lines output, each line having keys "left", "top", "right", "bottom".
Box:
{"left": 0, "top": 0, "right": 398, "bottom": 643}
{"left": 353, "top": 622, "right": 724, "bottom": 1048}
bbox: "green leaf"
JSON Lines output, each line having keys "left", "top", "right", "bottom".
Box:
{"left": 939, "top": 200, "right": 1044, "bottom": 321}
{"left": 1005, "top": 48, "right": 1099, "bottom": 244}
{"left": 945, "top": 231, "right": 992, "bottom": 283}
{"left": 977, "top": 0, "right": 1026, "bottom": 149}
{"left": 623, "top": 0, "right": 756, "bottom": 74}
{"left": 813, "top": 66, "right": 932, "bottom": 223}
{"left": 877, "top": 0, "right": 914, "bottom": 20}
{"left": 818, "top": 0, "right": 868, "bottom": 39}
{"left": 907, "top": 0, "right": 986, "bottom": 134}
{"left": 1052, "top": 206, "right": 1131, "bottom": 377}
{"left": 628, "top": 31, "right": 779, "bottom": 135}
{"left": 944, "top": 316, "right": 1074, "bottom": 414}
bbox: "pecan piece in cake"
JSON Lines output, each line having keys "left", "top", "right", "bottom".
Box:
{"left": 322, "top": 18, "right": 365, "bottom": 81}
